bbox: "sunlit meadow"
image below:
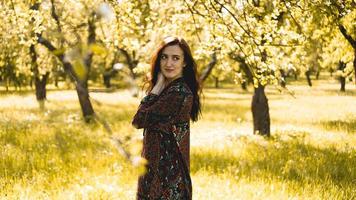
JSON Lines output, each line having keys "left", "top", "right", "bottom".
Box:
{"left": 0, "top": 79, "right": 355, "bottom": 199}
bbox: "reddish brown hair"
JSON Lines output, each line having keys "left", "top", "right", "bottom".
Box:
{"left": 148, "top": 36, "right": 201, "bottom": 122}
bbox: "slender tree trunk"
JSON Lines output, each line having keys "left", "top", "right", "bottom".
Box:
{"left": 280, "top": 69, "right": 286, "bottom": 88}
{"left": 251, "top": 84, "right": 270, "bottom": 136}
{"left": 35, "top": 73, "right": 49, "bottom": 101}
{"left": 34, "top": 1, "right": 97, "bottom": 122}
{"left": 30, "top": 78, "right": 33, "bottom": 88}
{"left": 232, "top": 54, "right": 253, "bottom": 85}
{"left": 103, "top": 72, "right": 111, "bottom": 88}
{"left": 354, "top": 50, "right": 356, "bottom": 84}
{"left": 61, "top": 60, "right": 95, "bottom": 121}
{"left": 40, "top": 48, "right": 96, "bottom": 121}
{"left": 103, "top": 52, "right": 120, "bottom": 88}
{"left": 29, "top": 4, "right": 49, "bottom": 109}
{"left": 72, "top": 15, "right": 96, "bottom": 121}
{"left": 339, "top": 25, "right": 356, "bottom": 84}
{"left": 103, "top": 69, "right": 117, "bottom": 88}
{"left": 30, "top": 44, "right": 49, "bottom": 108}
{"left": 214, "top": 76, "right": 219, "bottom": 88}
{"left": 5, "top": 78, "right": 9, "bottom": 91}
{"left": 230, "top": 54, "right": 253, "bottom": 90}
{"left": 35, "top": 73, "right": 49, "bottom": 110}
{"left": 75, "top": 80, "right": 94, "bottom": 122}
{"left": 305, "top": 70, "right": 312, "bottom": 87}
{"left": 118, "top": 48, "right": 139, "bottom": 96}
{"left": 54, "top": 75, "right": 59, "bottom": 88}
{"left": 340, "top": 77, "right": 346, "bottom": 92}
{"left": 200, "top": 52, "right": 217, "bottom": 82}
{"left": 338, "top": 61, "right": 346, "bottom": 92}
{"left": 329, "top": 68, "right": 334, "bottom": 77}
{"left": 241, "top": 81, "right": 247, "bottom": 91}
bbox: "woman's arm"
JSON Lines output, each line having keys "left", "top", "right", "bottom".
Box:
{"left": 132, "top": 88, "right": 188, "bottom": 129}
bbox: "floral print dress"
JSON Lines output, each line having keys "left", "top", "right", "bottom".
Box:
{"left": 132, "top": 77, "right": 193, "bottom": 200}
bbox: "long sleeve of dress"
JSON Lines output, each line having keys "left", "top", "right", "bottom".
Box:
{"left": 132, "top": 87, "right": 187, "bottom": 129}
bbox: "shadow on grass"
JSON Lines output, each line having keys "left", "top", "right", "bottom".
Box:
{"left": 191, "top": 134, "right": 356, "bottom": 186}
{"left": 319, "top": 119, "right": 356, "bottom": 134}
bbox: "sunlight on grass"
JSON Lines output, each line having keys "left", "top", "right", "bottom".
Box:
{"left": 0, "top": 82, "right": 355, "bottom": 199}
{"left": 191, "top": 134, "right": 355, "bottom": 199}
{"left": 320, "top": 118, "right": 356, "bottom": 134}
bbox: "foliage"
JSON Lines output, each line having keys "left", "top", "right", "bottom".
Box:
{"left": 1, "top": 0, "right": 355, "bottom": 89}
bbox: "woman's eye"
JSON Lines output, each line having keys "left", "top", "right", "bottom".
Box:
{"left": 161, "top": 55, "right": 167, "bottom": 60}
{"left": 173, "top": 56, "right": 180, "bottom": 61}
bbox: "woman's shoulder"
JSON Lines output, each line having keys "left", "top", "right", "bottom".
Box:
{"left": 167, "top": 78, "right": 192, "bottom": 95}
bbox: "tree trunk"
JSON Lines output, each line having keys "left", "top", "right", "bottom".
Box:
{"left": 251, "top": 84, "right": 270, "bottom": 136}
{"left": 5, "top": 78, "right": 9, "bottom": 91}
{"left": 75, "top": 80, "right": 94, "bottom": 122}
{"left": 338, "top": 25, "right": 356, "bottom": 84}
{"left": 54, "top": 72, "right": 59, "bottom": 88}
{"left": 103, "top": 69, "right": 118, "bottom": 88}
{"left": 340, "top": 77, "right": 346, "bottom": 92}
{"left": 236, "top": 57, "right": 253, "bottom": 85}
{"left": 230, "top": 53, "right": 253, "bottom": 88}
{"left": 338, "top": 61, "right": 346, "bottom": 92}
{"left": 354, "top": 49, "right": 356, "bottom": 84}
{"left": 315, "top": 70, "right": 320, "bottom": 80}
{"left": 35, "top": 73, "right": 49, "bottom": 101}
{"left": 241, "top": 81, "right": 247, "bottom": 91}
{"left": 118, "top": 48, "right": 139, "bottom": 96}
{"left": 103, "top": 72, "right": 111, "bottom": 88}
{"left": 280, "top": 69, "right": 286, "bottom": 88}
{"left": 305, "top": 70, "right": 312, "bottom": 87}
{"left": 35, "top": 74, "right": 49, "bottom": 110}
{"left": 61, "top": 59, "right": 95, "bottom": 121}
{"left": 30, "top": 78, "right": 33, "bottom": 88}
{"left": 214, "top": 76, "right": 219, "bottom": 88}
{"left": 35, "top": 3, "right": 97, "bottom": 121}
{"left": 200, "top": 52, "right": 217, "bottom": 82}
{"left": 329, "top": 68, "right": 334, "bottom": 77}
{"left": 30, "top": 43, "right": 49, "bottom": 108}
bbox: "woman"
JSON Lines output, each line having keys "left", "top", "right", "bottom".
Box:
{"left": 132, "top": 36, "right": 201, "bottom": 200}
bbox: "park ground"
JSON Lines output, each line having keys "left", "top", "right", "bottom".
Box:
{"left": 0, "top": 78, "right": 355, "bottom": 199}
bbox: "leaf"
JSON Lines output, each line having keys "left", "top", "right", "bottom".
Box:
{"left": 72, "top": 59, "right": 87, "bottom": 81}
{"left": 90, "top": 44, "right": 107, "bottom": 55}
{"left": 53, "top": 48, "right": 66, "bottom": 56}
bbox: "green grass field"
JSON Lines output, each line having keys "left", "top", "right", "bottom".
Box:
{"left": 0, "top": 80, "right": 355, "bottom": 199}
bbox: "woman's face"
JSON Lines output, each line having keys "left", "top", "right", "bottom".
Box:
{"left": 159, "top": 44, "right": 185, "bottom": 82}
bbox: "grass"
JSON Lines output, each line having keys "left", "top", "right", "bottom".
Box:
{"left": 0, "top": 79, "right": 355, "bottom": 199}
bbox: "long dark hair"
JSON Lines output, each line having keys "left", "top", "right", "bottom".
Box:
{"left": 148, "top": 36, "right": 201, "bottom": 122}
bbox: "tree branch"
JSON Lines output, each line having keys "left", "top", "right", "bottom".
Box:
{"left": 338, "top": 25, "right": 356, "bottom": 49}
{"left": 183, "top": 0, "right": 202, "bottom": 43}
{"left": 199, "top": 52, "right": 217, "bottom": 82}
{"left": 36, "top": 33, "right": 57, "bottom": 52}
{"left": 118, "top": 48, "right": 137, "bottom": 79}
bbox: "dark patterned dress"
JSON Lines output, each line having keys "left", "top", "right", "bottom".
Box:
{"left": 132, "top": 77, "right": 193, "bottom": 200}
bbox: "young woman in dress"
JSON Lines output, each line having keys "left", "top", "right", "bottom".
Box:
{"left": 132, "top": 36, "right": 201, "bottom": 199}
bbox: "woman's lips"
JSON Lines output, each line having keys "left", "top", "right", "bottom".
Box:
{"left": 164, "top": 68, "right": 174, "bottom": 72}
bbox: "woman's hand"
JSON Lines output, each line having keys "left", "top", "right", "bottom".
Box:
{"left": 151, "top": 73, "right": 166, "bottom": 95}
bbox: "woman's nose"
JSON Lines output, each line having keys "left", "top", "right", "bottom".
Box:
{"left": 167, "top": 58, "right": 174, "bottom": 66}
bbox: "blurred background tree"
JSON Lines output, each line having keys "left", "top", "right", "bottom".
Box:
{"left": 1, "top": 0, "right": 355, "bottom": 134}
